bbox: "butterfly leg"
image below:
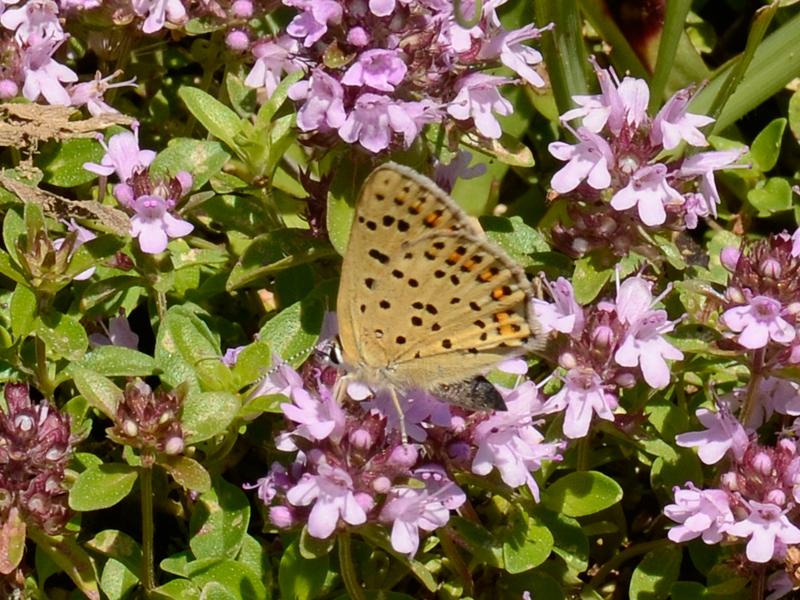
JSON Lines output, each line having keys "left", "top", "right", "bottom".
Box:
{"left": 388, "top": 387, "right": 408, "bottom": 444}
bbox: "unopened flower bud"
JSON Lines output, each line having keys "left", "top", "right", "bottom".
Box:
{"left": 373, "top": 476, "right": 392, "bottom": 493}
{"left": 760, "top": 257, "right": 782, "bottom": 279}
{"left": 164, "top": 436, "right": 184, "bottom": 455}
{"left": 226, "top": 30, "right": 250, "bottom": 52}
{"left": 123, "top": 420, "right": 138, "bottom": 437}
{"left": 349, "top": 427, "right": 374, "bottom": 450}
{"left": 388, "top": 444, "right": 418, "bottom": 468}
{"left": 726, "top": 286, "right": 746, "bottom": 305}
{"left": 720, "top": 471, "right": 738, "bottom": 491}
{"left": 720, "top": 246, "right": 740, "bottom": 272}
{"left": 347, "top": 26, "right": 370, "bottom": 47}
{"left": 616, "top": 373, "right": 637, "bottom": 388}
{"left": 752, "top": 451, "right": 773, "bottom": 475}
{"left": 269, "top": 506, "right": 295, "bottom": 528}
{"left": 231, "top": 0, "right": 253, "bottom": 17}
{"left": 449, "top": 415, "right": 466, "bottom": 433}
{"left": 0, "top": 80, "right": 18, "bottom": 99}
{"left": 559, "top": 352, "right": 577, "bottom": 370}
{"left": 591, "top": 325, "right": 614, "bottom": 349}
{"left": 766, "top": 489, "right": 786, "bottom": 506}
{"left": 597, "top": 216, "right": 618, "bottom": 236}
{"left": 787, "top": 302, "right": 800, "bottom": 316}
{"left": 355, "top": 492, "right": 375, "bottom": 512}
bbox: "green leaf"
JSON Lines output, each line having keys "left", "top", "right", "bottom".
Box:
{"left": 2, "top": 207, "right": 24, "bottom": 268}
{"left": 69, "top": 463, "right": 138, "bottom": 511}
{"left": 789, "top": 88, "right": 800, "bottom": 142}
{"left": 0, "top": 249, "right": 25, "bottom": 285}
{"left": 9, "top": 284, "right": 36, "bottom": 339}
{"left": 0, "top": 507, "right": 26, "bottom": 575}
{"left": 70, "top": 365, "right": 122, "bottom": 419}
{"left": 39, "top": 138, "right": 104, "bottom": 187}
{"left": 35, "top": 310, "right": 88, "bottom": 361}
{"left": 182, "top": 391, "right": 239, "bottom": 444}
{"left": 72, "top": 346, "right": 155, "bottom": 378}
{"left": 151, "top": 138, "right": 231, "bottom": 191}
{"left": 502, "top": 511, "right": 554, "bottom": 574}
{"left": 255, "top": 70, "right": 305, "bottom": 130}
{"left": 750, "top": 118, "right": 786, "bottom": 172}
{"left": 630, "top": 544, "right": 682, "bottom": 600}
{"left": 151, "top": 578, "right": 200, "bottom": 600}
{"left": 257, "top": 287, "right": 329, "bottom": 368}
{"left": 747, "top": 177, "right": 792, "bottom": 216}
{"left": 227, "top": 229, "right": 337, "bottom": 291}
{"left": 482, "top": 216, "right": 550, "bottom": 268}
{"left": 85, "top": 529, "right": 142, "bottom": 576}
{"left": 542, "top": 471, "right": 623, "bottom": 517}
{"left": 230, "top": 340, "right": 271, "bottom": 389}
{"left": 28, "top": 528, "right": 101, "bottom": 600}
{"left": 156, "top": 306, "right": 234, "bottom": 392}
{"left": 278, "top": 539, "right": 330, "bottom": 600}
{"left": 572, "top": 254, "right": 613, "bottom": 304}
{"left": 189, "top": 476, "right": 250, "bottom": 560}
{"left": 178, "top": 87, "right": 242, "bottom": 153}
{"left": 100, "top": 558, "right": 139, "bottom": 600}
{"left": 159, "top": 454, "right": 212, "bottom": 493}
{"left": 534, "top": 508, "right": 589, "bottom": 572}
{"left": 185, "top": 558, "right": 267, "bottom": 599}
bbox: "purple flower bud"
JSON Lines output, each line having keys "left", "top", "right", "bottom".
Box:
{"left": 447, "top": 441, "right": 471, "bottom": 461}
{"left": 752, "top": 451, "right": 773, "bottom": 475}
{"left": 591, "top": 325, "right": 614, "bottom": 349}
{"left": 766, "top": 489, "right": 786, "bottom": 506}
{"left": 760, "top": 257, "right": 782, "bottom": 279}
{"left": 347, "top": 26, "right": 370, "bottom": 47}
{"left": 226, "top": 30, "right": 251, "bottom": 52}
{"left": 373, "top": 476, "right": 392, "bottom": 493}
{"left": 349, "top": 427, "right": 374, "bottom": 450}
{"left": 726, "top": 286, "right": 746, "bottom": 305}
{"left": 0, "top": 79, "right": 18, "bottom": 99}
{"left": 164, "top": 436, "right": 184, "bottom": 455}
{"left": 231, "top": 0, "right": 253, "bottom": 18}
{"left": 615, "top": 373, "right": 637, "bottom": 388}
{"left": 720, "top": 246, "right": 741, "bottom": 272}
{"left": 269, "top": 505, "right": 295, "bottom": 528}
{"left": 388, "top": 444, "right": 418, "bottom": 468}
{"left": 559, "top": 352, "right": 577, "bottom": 370}
{"left": 720, "top": 471, "right": 739, "bottom": 491}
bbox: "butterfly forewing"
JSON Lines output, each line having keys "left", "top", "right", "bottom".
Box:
{"left": 337, "top": 163, "right": 542, "bottom": 393}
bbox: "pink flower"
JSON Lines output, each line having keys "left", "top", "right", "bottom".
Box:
{"left": 675, "top": 408, "right": 749, "bottom": 464}
{"left": 531, "top": 276, "right": 584, "bottom": 335}
{"left": 69, "top": 71, "right": 137, "bottom": 116}
{"left": 542, "top": 368, "right": 616, "bottom": 439}
{"left": 289, "top": 69, "right": 346, "bottom": 131}
{"left": 725, "top": 500, "right": 800, "bottom": 563}
{"left": 612, "top": 278, "right": 683, "bottom": 389}
{"left": 610, "top": 164, "right": 683, "bottom": 226}
{"left": 89, "top": 314, "right": 140, "bottom": 350}
{"left": 663, "top": 483, "right": 734, "bottom": 544}
{"left": 650, "top": 88, "right": 714, "bottom": 150}
{"left": 245, "top": 36, "right": 305, "bottom": 97}
{"left": 130, "top": 195, "right": 193, "bottom": 254}
{"left": 721, "top": 296, "right": 796, "bottom": 350}
{"left": 280, "top": 378, "right": 345, "bottom": 444}
{"left": 338, "top": 93, "right": 418, "bottom": 153}
{"left": 132, "top": 0, "right": 187, "bottom": 34}
{"left": 380, "top": 486, "right": 450, "bottom": 557}
{"left": 284, "top": 0, "right": 342, "bottom": 47}
{"left": 20, "top": 40, "right": 77, "bottom": 105}
{"left": 1, "top": 0, "right": 63, "bottom": 44}
{"left": 341, "top": 49, "right": 407, "bottom": 92}
{"left": 52, "top": 219, "right": 97, "bottom": 280}
{"left": 447, "top": 73, "right": 513, "bottom": 139}
{"left": 479, "top": 23, "right": 550, "bottom": 88}
{"left": 83, "top": 126, "right": 156, "bottom": 181}
{"left": 471, "top": 382, "right": 559, "bottom": 500}
{"left": 678, "top": 149, "right": 744, "bottom": 215}
{"left": 548, "top": 128, "right": 613, "bottom": 194}
{"left": 286, "top": 463, "right": 367, "bottom": 539}
{"left": 433, "top": 150, "right": 486, "bottom": 193}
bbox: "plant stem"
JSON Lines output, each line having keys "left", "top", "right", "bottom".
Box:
{"left": 34, "top": 337, "right": 53, "bottom": 399}
{"left": 140, "top": 460, "right": 156, "bottom": 594}
{"left": 576, "top": 435, "right": 590, "bottom": 471}
{"left": 337, "top": 531, "right": 365, "bottom": 600}
{"left": 589, "top": 538, "right": 670, "bottom": 589}
{"left": 739, "top": 348, "right": 765, "bottom": 427}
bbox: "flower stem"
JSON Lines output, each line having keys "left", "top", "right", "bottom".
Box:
{"left": 589, "top": 538, "right": 670, "bottom": 589}
{"left": 34, "top": 337, "right": 53, "bottom": 399}
{"left": 337, "top": 531, "right": 365, "bottom": 600}
{"left": 739, "top": 348, "right": 765, "bottom": 427}
{"left": 140, "top": 460, "right": 156, "bottom": 594}
{"left": 576, "top": 435, "right": 590, "bottom": 471}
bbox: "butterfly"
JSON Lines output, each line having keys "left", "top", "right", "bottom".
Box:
{"left": 336, "top": 162, "right": 543, "bottom": 430}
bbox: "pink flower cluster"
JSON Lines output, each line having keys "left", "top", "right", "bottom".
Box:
{"left": 243, "top": 329, "right": 561, "bottom": 557}
{"left": 533, "top": 275, "right": 683, "bottom": 438}
{"left": 244, "top": 0, "right": 550, "bottom": 153}
{"left": 83, "top": 125, "right": 194, "bottom": 254}
{"left": 548, "top": 60, "right": 745, "bottom": 258}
